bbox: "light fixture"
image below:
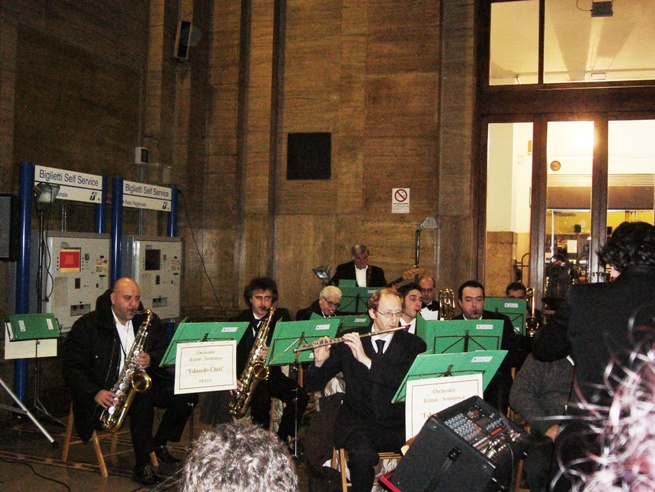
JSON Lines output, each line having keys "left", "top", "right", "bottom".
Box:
{"left": 312, "top": 265, "right": 331, "bottom": 284}
{"left": 418, "top": 216, "right": 438, "bottom": 231}
{"left": 33, "top": 182, "right": 60, "bottom": 207}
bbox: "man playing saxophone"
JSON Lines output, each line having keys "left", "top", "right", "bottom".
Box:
{"left": 63, "top": 278, "right": 197, "bottom": 486}
{"left": 230, "top": 277, "right": 308, "bottom": 445}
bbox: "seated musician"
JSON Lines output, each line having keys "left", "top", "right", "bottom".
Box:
{"left": 304, "top": 288, "right": 426, "bottom": 492}
{"left": 296, "top": 285, "right": 342, "bottom": 320}
{"left": 230, "top": 277, "right": 308, "bottom": 445}
{"left": 453, "top": 280, "right": 525, "bottom": 412}
{"left": 63, "top": 278, "right": 198, "bottom": 486}
{"left": 330, "top": 243, "right": 387, "bottom": 287}
{"left": 398, "top": 282, "right": 423, "bottom": 334}
{"left": 419, "top": 275, "right": 439, "bottom": 314}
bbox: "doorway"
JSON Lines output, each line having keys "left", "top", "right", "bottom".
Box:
{"left": 484, "top": 118, "right": 655, "bottom": 311}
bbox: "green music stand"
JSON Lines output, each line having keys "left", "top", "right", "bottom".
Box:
{"left": 5, "top": 313, "right": 62, "bottom": 438}
{"left": 485, "top": 297, "right": 527, "bottom": 335}
{"left": 417, "top": 319, "right": 504, "bottom": 354}
{"left": 310, "top": 313, "right": 371, "bottom": 335}
{"left": 392, "top": 350, "right": 507, "bottom": 403}
{"left": 266, "top": 318, "right": 340, "bottom": 366}
{"left": 160, "top": 320, "right": 248, "bottom": 367}
{"left": 338, "top": 285, "right": 379, "bottom": 314}
{"left": 8, "top": 313, "right": 60, "bottom": 342}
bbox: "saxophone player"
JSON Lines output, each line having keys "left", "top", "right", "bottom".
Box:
{"left": 209, "top": 277, "right": 308, "bottom": 445}
{"left": 232, "top": 277, "right": 308, "bottom": 443}
{"left": 63, "top": 278, "right": 198, "bottom": 486}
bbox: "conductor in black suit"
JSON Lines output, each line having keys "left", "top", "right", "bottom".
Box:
{"left": 531, "top": 221, "right": 655, "bottom": 490}
{"left": 330, "top": 243, "right": 387, "bottom": 287}
{"left": 453, "top": 280, "right": 524, "bottom": 412}
{"left": 304, "top": 288, "right": 426, "bottom": 492}
{"left": 230, "top": 277, "right": 309, "bottom": 444}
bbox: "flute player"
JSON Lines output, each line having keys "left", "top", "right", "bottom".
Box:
{"left": 303, "top": 288, "right": 426, "bottom": 492}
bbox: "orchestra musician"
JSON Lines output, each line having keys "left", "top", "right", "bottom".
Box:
{"left": 63, "top": 278, "right": 197, "bottom": 486}
{"left": 419, "top": 275, "right": 439, "bottom": 314}
{"left": 453, "top": 280, "right": 524, "bottom": 412}
{"left": 330, "top": 243, "right": 387, "bottom": 287}
{"left": 230, "top": 277, "right": 308, "bottom": 446}
{"left": 296, "top": 285, "right": 342, "bottom": 320}
{"left": 398, "top": 282, "right": 423, "bottom": 334}
{"left": 304, "top": 288, "right": 426, "bottom": 492}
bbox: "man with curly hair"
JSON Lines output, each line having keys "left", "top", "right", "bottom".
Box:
{"left": 532, "top": 221, "right": 655, "bottom": 490}
{"left": 179, "top": 422, "right": 298, "bottom": 492}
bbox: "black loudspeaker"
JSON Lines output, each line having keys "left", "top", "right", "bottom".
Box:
{"left": 0, "top": 194, "right": 20, "bottom": 261}
{"left": 387, "top": 396, "right": 527, "bottom": 492}
{"left": 174, "top": 21, "right": 193, "bottom": 59}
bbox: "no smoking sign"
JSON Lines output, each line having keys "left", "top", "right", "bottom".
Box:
{"left": 392, "top": 188, "right": 410, "bottom": 213}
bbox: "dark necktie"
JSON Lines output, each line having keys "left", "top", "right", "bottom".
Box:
{"left": 375, "top": 339, "right": 385, "bottom": 355}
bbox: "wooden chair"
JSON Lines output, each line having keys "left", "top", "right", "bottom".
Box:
{"left": 61, "top": 405, "right": 157, "bottom": 477}
{"left": 333, "top": 448, "right": 403, "bottom": 492}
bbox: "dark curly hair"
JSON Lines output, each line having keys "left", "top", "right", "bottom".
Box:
{"left": 599, "top": 221, "right": 655, "bottom": 273}
{"left": 243, "top": 277, "right": 279, "bottom": 306}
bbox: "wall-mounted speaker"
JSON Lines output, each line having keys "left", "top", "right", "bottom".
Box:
{"left": 174, "top": 21, "right": 193, "bottom": 60}
{"left": 0, "top": 194, "right": 20, "bottom": 261}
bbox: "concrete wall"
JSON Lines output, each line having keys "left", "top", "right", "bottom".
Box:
{"left": 0, "top": 0, "right": 478, "bottom": 412}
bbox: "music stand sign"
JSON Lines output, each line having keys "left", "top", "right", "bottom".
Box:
{"left": 159, "top": 320, "right": 248, "bottom": 394}
{"left": 174, "top": 341, "right": 237, "bottom": 394}
{"left": 393, "top": 351, "right": 506, "bottom": 441}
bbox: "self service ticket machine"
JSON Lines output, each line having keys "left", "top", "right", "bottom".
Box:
{"left": 121, "top": 235, "right": 182, "bottom": 322}
{"left": 30, "top": 231, "right": 110, "bottom": 332}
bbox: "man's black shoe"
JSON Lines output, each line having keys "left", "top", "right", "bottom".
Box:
{"left": 155, "top": 445, "right": 181, "bottom": 464}
{"left": 133, "top": 464, "right": 163, "bottom": 486}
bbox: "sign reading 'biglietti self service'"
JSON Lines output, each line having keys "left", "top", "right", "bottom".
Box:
{"left": 123, "top": 180, "right": 172, "bottom": 211}
{"left": 35, "top": 165, "right": 103, "bottom": 204}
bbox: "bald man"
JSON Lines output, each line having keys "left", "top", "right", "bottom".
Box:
{"left": 63, "top": 278, "right": 197, "bottom": 486}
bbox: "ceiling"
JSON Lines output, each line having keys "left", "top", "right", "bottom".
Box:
{"left": 490, "top": 0, "right": 655, "bottom": 84}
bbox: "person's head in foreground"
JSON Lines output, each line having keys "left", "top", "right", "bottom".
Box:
{"left": 574, "top": 308, "right": 655, "bottom": 491}
{"left": 179, "top": 422, "right": 298, "bottom": 492}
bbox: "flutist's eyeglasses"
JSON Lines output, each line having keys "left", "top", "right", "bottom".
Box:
{"left": 321, "top": 297, "right": 340, "bottom": 309}
{"left": 375, "top": 310, "right": 402, "bottom": 319}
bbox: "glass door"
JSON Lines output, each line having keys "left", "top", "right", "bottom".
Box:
{"left": 485, "top": 117, "right": 655, "bottom": 315}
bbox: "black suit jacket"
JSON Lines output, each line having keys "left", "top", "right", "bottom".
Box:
{"left": 422, "top": 300, "right": 439, "bottom": 312}
{"left": 330, "top": 261, "right": 387, "bottom": 287}
{"left": 532, "top": 264, "right": 655, "bottom": 403}
{"left": 304, "top": 329, "right": 426, "bottom": 447}
{"left": 296, "top": 300, "right": 327, "bottom": 321}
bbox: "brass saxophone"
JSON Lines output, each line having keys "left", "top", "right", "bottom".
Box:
{"left": 100, "top": 309, "right": 153, "bottom": 433}
{"left": 438, "top": 288, "right": 456, "bottom": 320}
{"left": 229, "top": 307, "right": 275, "bottom": 419}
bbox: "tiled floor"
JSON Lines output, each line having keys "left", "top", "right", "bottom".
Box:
{"left": 0, "top": 408, "right": 311, "bottom": 492}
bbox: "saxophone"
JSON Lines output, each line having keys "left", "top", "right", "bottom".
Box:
{"left": 525, "top": 287, "right": 542, "bottom": 337}
{"left": 438, "top": 288, "right": 456, "bottom": 320}
{"left": 229, "top": 307, "right": 275, "bottom": 419}
{"left": 100, "top": 309, "right": 153, "bottom": 433}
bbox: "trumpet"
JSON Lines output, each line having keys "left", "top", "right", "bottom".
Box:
{"left": 293, "top": 326, "right": 408, "bottom": 353}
